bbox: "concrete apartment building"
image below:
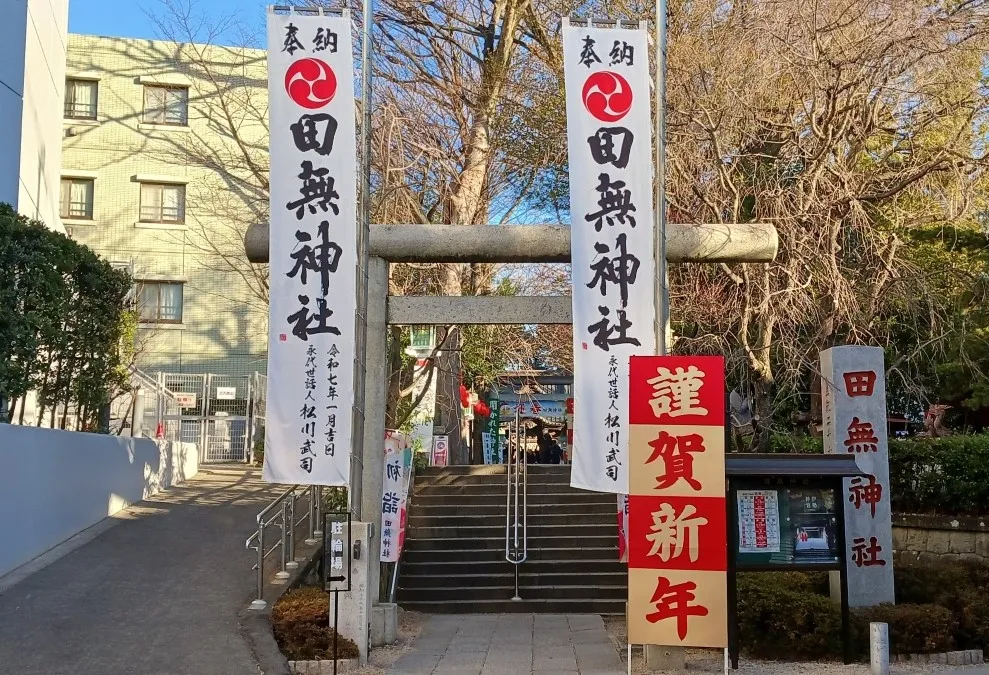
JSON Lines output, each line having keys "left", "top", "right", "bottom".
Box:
{"left": 61, "top": 34, "right": 269, "bottom": 378}
{"left": 0, "top": 0, "right": 69, "bottom": 233}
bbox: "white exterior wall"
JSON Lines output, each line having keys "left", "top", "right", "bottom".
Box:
{"left": 62, "top": 34, "right": 269, "bottom": 376}
{"left": 0, "top": 0, "right": 68, "bottom": 232}
{"left": 0, "top": 424, "right": 198, "bottom": 579}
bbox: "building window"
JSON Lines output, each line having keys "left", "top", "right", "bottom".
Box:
{"left": 59, "top": 178, "right": 94, "bottom": 220}
{"left": 139, "top": 183, "right": 185, "bottom": 223}
{"left": 64, "top": 79, "right": 98, "bottom": 120}
{"left": 137, "top": 281, "right": 184, "bottom": 323}
{"left": 143, "top": 85, "right": 188, "bottom": 125}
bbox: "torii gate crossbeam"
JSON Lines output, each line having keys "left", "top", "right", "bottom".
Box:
{"left": 245, "top": 222, "right": 777, "bottom": 265}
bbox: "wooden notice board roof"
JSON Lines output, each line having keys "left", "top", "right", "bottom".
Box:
{"left": 726, "top": 453, "right": 865, "bottom": 477}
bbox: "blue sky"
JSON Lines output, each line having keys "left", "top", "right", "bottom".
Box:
{"left": 69, "top": 0, "right": 264, "bottom": 43}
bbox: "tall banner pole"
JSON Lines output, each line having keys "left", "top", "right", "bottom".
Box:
{"left": 655, "top": 0, "right": 669, "bottom": 356}
{"left": 348, "top": 0, "right": 374, "bottom": 515}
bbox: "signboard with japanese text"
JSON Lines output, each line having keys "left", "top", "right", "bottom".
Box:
{"left": 175, "top": 393, "right": 197, "bottom": 408}
{"left": 486, "top": 397, "right": 500, "bottom": 463}
{"left": 481, "top": 432, "right": 495, "bottom": 465}
{"left": 628, "top": 356, "right": 727, "bottom": 648}
{"left": 324, "top": 510, "right": 352, "bottom": 592}
{"left": 430, "top": 435, "right": 449, "bottom": 467}
{"left": 564, "top": 24, "right": 656, "bottom": 494}
{"left": 498, "top": 398, "right": 567, "bottom": 418}
{"left": 380, "top": 431, "right": 412, "bottom": 563}
{"left": 822, "top": 346, "right": 895, "bottom": 606}
{"left": 737, "top": 489, "right": 781, "bottom": 554}
{"left": 732, "top": 481, "right": 841, "bottom": 566}
{"left": 263, "top": 11, "right": 357, "bottom": 486}
{"left": 216, "top": 386, "right": 237, "bottom": 401}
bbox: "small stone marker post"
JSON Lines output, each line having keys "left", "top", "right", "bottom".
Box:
{"left": 821, "top": 346, "right": 895, "bottom": 606}
{"left": 871, "top": 622, "right": 890, "bottom": 675}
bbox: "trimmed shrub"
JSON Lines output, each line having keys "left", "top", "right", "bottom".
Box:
{"left": 765, "top": 433, "right": 989, "bottom": 515}
{"left": 736, "top": 561, "right": 988, "bottom": 660}
{"left": 271, "top": 586, "right": 359, "bottom": 661}
{"left": 736, "top": 572, "right": 848, "bottom": 659}
{"left": 894, "top": 558, "right": 989, "bottom": 652}
{"left": 887, "top": 435, "right": 989, "bottom": 515}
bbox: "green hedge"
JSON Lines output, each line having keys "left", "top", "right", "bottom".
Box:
{"left": 893, "top": 559, "right": 989, "bottom": 652}
{"left": 737, "top": 572, "right": 847, "bottom": 659}
{"left": 765, "top": 434, "right": 989, "bottom": 515}
{"left": 886, "top": 436, "right": 989, "bottom": 515}
{"left": 735, "top": 558, "right": 989, "bottom": 659}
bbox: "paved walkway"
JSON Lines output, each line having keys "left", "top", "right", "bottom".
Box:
{"left": 0, "top": 465, "right": 280, "bottom": 675}
{"left": 388, "top": 613, "right": 626, "bottom": 675}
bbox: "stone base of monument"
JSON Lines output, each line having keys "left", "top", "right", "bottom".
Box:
{"left": 370, "top": 602, "right": 398, "bottom": 646}
{"left": 644, "top": 645, "right": 686, "bottom": 671}
{"left": 892, "top": 649, "right": 983, "bottom": 665}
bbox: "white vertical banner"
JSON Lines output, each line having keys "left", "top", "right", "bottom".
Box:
{"left": 822, "top": 346, "right": 895, "bottom": 606}
{"left": 481, "top": 432, "right": 494, "bottom": 464}
{"left": 380, "top": 431, "right": 411, "bottom": 563}
{"left": 264, "top": 11, "right": 357, "bottom": 486}
{"left": 564, "top": 24, "right": 656, "bottom": 493}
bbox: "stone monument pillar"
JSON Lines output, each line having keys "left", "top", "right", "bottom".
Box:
{"left": 821, "top": 346, "right": 895, "bottom": 606}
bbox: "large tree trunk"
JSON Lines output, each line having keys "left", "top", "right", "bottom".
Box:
{"left": 385, "top": 325, "right": 403, "bottom": 428}
{"left": 434, "top": 324, "right": 466, "bottom": 463}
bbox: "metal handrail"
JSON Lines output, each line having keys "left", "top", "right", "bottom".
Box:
{"left": 505, "top": 397, "right": 528, "bottom": 601}
{"left": 245, "top": 484, "right": 323, "bottom": 610}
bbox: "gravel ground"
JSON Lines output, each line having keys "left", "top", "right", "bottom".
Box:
{"left": 354, "top": 608, "right": 427, "bottom": 675}
{"left": 603, "top": 616, "right": 989, "bottom": 675}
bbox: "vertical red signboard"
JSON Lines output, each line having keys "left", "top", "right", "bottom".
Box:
{"left": 628, "top": 356, "right": 728, "bottom": 648}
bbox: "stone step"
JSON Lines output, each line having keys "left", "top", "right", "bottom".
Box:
{"left": 402, "top": 545, "right": 620, "bottom": 563}
{"left": 397, "top": 584, "right": 627, "bottom": 603}
{"left": 414, "top": 482, "right": 599, "bottom": 496}
{"left": 409, "top": 502, "right": 617, "bottom": 519}
{"left": 395, "top": 598, "right": 626, "bottom": 615}
{"left": 418, "top": 465, "right": 572, "bottom": 477}
{"left": 413, "top": 492, "right": 616, "bottom": 507}
{"left": 398, "top": 466, "right": 623, "bottom": 614}
{"left": 414, "top": 472, "right": 572, "bottom": 487}
{"left": 406, "top": 523, "right": 616, "bottom": 540}
{"left": 399, "top": 571, "right": 628, "bottom": 588}
{"left": 404, "top": 534, "right": 618, "bottom": 552}
{"left": 400, "top": 559, "right": 625, "bottom": 577}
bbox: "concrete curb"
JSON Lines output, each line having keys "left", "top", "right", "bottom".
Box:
{"left": 239, "top": 541, "right": 323, "bottom": 675}
{"left": 893, "top": 648, "right": 984, "bottom": 665}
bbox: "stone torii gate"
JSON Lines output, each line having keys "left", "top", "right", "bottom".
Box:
{"left": 245, "top": 219, "right": 777, "bottom": 620}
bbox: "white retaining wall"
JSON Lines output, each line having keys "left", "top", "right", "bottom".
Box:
{"left": 0, "top": 424, "right": 198, "bottom": 578}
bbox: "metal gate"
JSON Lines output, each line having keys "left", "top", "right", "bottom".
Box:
{"left": 152, "top": 372, "right": 258, "bottom": 464}
{"left": 248, "top": 372, "right": 267, "bottom": 464}
{"left": 159, "top": 373, "right": 207, "bottom": 448}
{"left": 203, "top": 373, "right": 252, "bottom": 463}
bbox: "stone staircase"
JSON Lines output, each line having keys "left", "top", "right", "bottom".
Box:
{"left": 397, "top": 464, "right": 627, "bottom": 614}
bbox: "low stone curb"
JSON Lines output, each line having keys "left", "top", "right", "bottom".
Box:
{"left": 892, "top": 648, "right": 984, "bottom": 665}
{"left": 287, "top": 659, "right": 358, "bottom": 674}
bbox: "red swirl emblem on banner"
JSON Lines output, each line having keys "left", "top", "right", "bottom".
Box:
{"left": 582, "top": 71, "right": 633, "bottom": 122}
{"left": 285, "top": 58, "right": 337, "bottom": 109}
